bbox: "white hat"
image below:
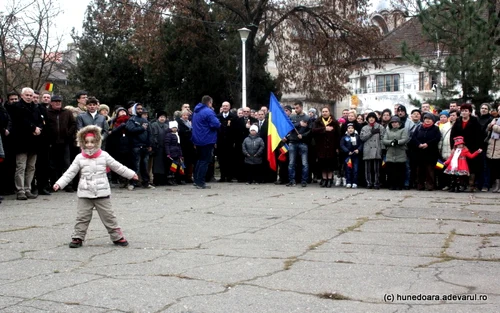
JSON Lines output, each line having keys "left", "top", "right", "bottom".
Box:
{"left": 169, "top": 121, "right": 178, "bottom": 129}
{"left": 250, "top": 125, "right": 258, "bottom": 132}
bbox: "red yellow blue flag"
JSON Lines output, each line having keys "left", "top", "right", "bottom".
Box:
{"left": 267, "top": 93, "right": 294, "bottom": 171}
{"left": 170, "top": 162, "right": 178, "bottom": 173}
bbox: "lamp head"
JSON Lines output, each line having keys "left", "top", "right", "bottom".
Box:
{"left": 238, "top": 27, "right": 251, "bottom": 41}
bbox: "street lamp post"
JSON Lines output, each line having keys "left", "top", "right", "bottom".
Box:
{"left": 238, "top": 27, "right": 251, "bottom": 108}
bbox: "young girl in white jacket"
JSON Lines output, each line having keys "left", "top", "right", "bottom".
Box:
{"left": 54, "top": 125, "right": 138, "bottom": 248}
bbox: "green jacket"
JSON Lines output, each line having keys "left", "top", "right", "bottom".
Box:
{"left": 382, "top": 126, "right": 409, "bottom": 163}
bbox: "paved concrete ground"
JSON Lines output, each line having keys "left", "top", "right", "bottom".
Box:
{"left": 0, "top": 183, "right": 498, "bottom": 312}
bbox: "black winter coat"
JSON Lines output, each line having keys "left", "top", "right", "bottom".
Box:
{"left": 450, "top": 116, "right": 482, "bottom": 152}
{"left": 9, "top": 99, "right": 44, "bottom": 153}
{"left": 164, "top": 131, "right": 183, "bottom": 158}
{"left": 410, "top": 124, "right": 441, "bottom": 164}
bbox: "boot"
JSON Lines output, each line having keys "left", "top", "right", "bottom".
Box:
{"left": 492, "top": 179, "right": 500, "bottom": 193}
{"left": 320, "top": 179, "right": 326, "bottom": 187}
{"left": 449, "top": 180, "right": 456, "bottom": 192}
{"left": 466, "top": 174, "right": 476, "bottom": 192}
{"left": 326, "top": 179, "right": 333, "bottom": 188}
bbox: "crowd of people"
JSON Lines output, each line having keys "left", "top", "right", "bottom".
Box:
{"left": 1, "top": 89, "right": 500, "bottom": 205}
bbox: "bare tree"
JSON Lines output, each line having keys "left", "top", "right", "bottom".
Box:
{"left": 0, "top": 0, "right": 64, "bottom": 96}
{"left": 90, "top": 0, "right": 387, "bottom": 102}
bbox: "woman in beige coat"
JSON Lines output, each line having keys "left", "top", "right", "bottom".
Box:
{"left": 54, "top": 125, "right": 138, "bottom": 248}
{"left": 487, "top": 116, "right": 500, "bottom": 192}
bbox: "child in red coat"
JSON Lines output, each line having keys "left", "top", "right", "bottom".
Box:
{"left": 443, "top": 136, "right": 482, "bottom": 192}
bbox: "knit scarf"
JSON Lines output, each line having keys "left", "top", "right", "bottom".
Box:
{"left": 422, "top": 122, "right": 433, "bottom": 129}
{"left": 172, "top": 131, "right": 180, "bottom": 143}
{"left": 322, "top": 116, "right": 332, "bottom": 126}
{"left": 114, "top": 115, "right": 129, "bottom": 128}
{"left": 450, "top": 148, "right": 461, "bottom": 170}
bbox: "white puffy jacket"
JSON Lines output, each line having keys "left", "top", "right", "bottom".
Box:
{"left": 55, "top": 151, "right": 135, "bottom": 198}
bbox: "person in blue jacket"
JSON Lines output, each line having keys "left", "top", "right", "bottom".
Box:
{"left": 191, "top": 95, "right": 221, "bottom": 189}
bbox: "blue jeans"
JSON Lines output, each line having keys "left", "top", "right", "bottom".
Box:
{"left": 345, "top": 156, "right": 359, "bottom": 184}
{"left": 288, "top": 142, "right": 308, "bottom": 183}
{"left": 132, "top": 147, "right": 150, "bottom": 185}
{"left": 194, "top": 144, "right": 214, "bottom": 187}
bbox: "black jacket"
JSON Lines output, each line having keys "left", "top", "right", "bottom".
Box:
{"left": 9, "top": 99, "right": 44, "bottom": 153}
{"left": 410, "top": 124, "right": 441, "bottom": 163}
{"left": 450, "top": 116, "right": 482, "bottom": 152}
{"left": 125, "top": 115, "right": 153, "bottom": 148}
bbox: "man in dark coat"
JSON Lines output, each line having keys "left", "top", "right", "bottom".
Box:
{"left": 76, "top": 97, "right": 109, "bottom": 145}
{"left": 216, "top": 101, "right": 237, "bottom": 182}
{"left": 126, "top": 103, "right": 154, "bottom": 189}
{"left": 256, "top": 109, "right": 276, "bottom": 183}
{"left": 0, "top": 92, "right": 15, "bottom": 195}
{"left": 32, "top": 92, "right": 52, "bottom": 195}
{"left": 45, "top": 95, "right": 76, "bottom": 191}
{"left": 9, "top": 87, "right": 44, "bottom": 200}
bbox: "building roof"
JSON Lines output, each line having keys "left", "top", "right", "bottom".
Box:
{"left": 380, "top": 17, "right": 438, "bottom": 58}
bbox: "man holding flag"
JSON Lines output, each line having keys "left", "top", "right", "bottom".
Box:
{"left": 285, "top": 101, "right": 311, "bottom": 187}
{"left": 266, "top": 93, "right": 294, "bottom": 185}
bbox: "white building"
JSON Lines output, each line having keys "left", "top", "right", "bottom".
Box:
{"left": 340, "top": 13, "right": 443, "bottom": 113}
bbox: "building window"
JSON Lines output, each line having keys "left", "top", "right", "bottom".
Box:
{"left": 376, "top": 74, "right": 400, "bottom": 92}
{"left": 360, "top": 77, "right": 367, "bottom": 93}
{"left": 419, "top": 72, "right": 438, "bottom": 90}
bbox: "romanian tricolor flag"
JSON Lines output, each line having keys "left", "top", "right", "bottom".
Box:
{"left": 346, "top": 157, "right": 353, "bottom": 168}
{"left": 44, "top": 82, "right": 53, "bottom": 92}
{"left": 278, "top": 144, "right": 289, "bottom": 162}
{"left": 170, "top": 161, "right": 178, "bottom": 173}
{"left": 267, "top": 93, "right": 294, "bottom": 171}
{"left": 435, "top": 160, "right": 444, "bottom": 170}
{"left": 179, "top": 161, "right": 185, "bottom": 175}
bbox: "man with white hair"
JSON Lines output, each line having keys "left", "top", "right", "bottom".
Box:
{"left": 9, "top": 87, "right": 44, "bottom": 200}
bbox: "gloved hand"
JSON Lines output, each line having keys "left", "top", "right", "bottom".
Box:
{"left": 371, "top": 128, "right": 380, "bottom": 134}
{"left": 391, "top": 139, "right": 398, "bottom": 146}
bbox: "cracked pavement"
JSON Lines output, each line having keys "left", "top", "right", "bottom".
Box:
{"left": 0, "top": 184, "right": 498, "bottom": 312}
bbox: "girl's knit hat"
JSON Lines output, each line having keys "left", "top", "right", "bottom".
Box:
{"left": 77, "top": 125, "right": 102, "bottom": 148}
{"left": 453, "top": 136, "right": 464, "bottom": 146}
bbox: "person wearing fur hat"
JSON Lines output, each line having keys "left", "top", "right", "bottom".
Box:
{"left": 382, "top": 116, "right": 409, "bottom": 190}
{"left": 99, "top": 104, "right": 111, "bottom": 125}
{"left": 242, "top": 124, "right": 265, "bottom": 184}
{"left": 443, "top": 136, "right": 482, "bottom": 192}
{"left": 150, "top": 111, "right": 169, "bottom": 185}
{"left": 164, "top": 120, "right": 184, "bottom": 185}
{"left": 360, "top": 112, "right": 385, "bottom": 189}
{"left": 53, "top": 125, "right": 138, "bottom": 248}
